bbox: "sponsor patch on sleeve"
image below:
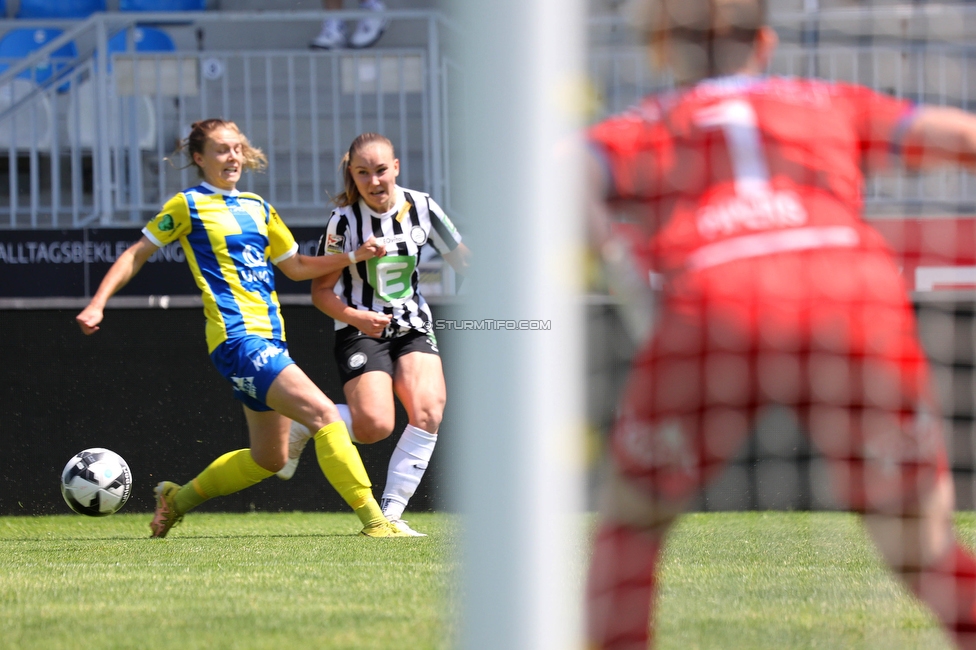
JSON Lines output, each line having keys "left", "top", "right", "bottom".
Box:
{"left": 325, "top": 233, "right": 345, "bottom": 254}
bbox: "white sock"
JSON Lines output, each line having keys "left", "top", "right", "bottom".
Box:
{"left": 381, "top": 424, "right": 437, "bottom": 520}
{"left": 335, "top": 403, "right": 358, "bottom": 443}
{"left": 291, "top": 419, "right": 311, "bottom": 439}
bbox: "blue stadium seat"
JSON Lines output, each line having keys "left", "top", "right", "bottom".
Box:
{"left": 16, "top": 0, "right": 106, "bottom": 19}
{"left": 0, "top": 0, "right": 7, "bottom": 19}
{"left": 108, "top": 27, "right": 176, "bottom": 53}
{"left": 118, "top": 0, "right": 205, "bottom": 10}
{"left": 100, "top": 26, "right": 175, "bottom": 71}
{"left": 0, "top": 28, "right": 78, "bottom": 86}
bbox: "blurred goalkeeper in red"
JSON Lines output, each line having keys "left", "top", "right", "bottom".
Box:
{"left": 585, "top": 0, "right": 976, "bottom": 648}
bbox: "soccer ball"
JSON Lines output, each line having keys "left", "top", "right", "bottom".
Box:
{"left": 60, "top": 448, "right": 133, "bottom": 517}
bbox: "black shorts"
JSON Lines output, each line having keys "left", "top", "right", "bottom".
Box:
{"left": 334, "top": 326, "right": 439, "bottom": 384}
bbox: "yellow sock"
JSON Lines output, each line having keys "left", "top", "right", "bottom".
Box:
{"left": 175, "top": 449, "right": 273, "bottom": 514}
{"left": 314, "top": 421, "right": 385, "bottom": 527}
{"left": 174, "top": 481, "right": 207, "bottom": 515}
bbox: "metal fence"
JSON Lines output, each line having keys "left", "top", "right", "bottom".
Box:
{"left": 587, "top": 6, "right": 976, "bottom": 216}
{"left": 6, "top": 7, "right": 976, "bottom": 229}
{"left": 0, "top": 10, "right": 457, "bottom": 229}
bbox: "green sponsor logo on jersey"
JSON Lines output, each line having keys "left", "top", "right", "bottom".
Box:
{"left": 158, "top": 214, "right": 174, "bottom": 231}
{"left": 367, "top": 255, "right": 416, "bottom": 302}
{"left": 441, "top": 214, "right": 459, "bottom": 236}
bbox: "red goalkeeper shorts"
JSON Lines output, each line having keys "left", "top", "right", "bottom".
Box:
{"left": 611, "top": 246, "right": 949, "bottom": 514}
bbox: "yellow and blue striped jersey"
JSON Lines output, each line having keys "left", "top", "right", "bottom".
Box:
{"left": 142, "top": 182, "right": 299, "bottom": 353}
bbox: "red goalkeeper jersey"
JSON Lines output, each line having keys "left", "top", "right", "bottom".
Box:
{"left": 589, "top": 75, "right": 916, "bottom": 278}
{"left": 591, "top": 77, "right": 946, "bottom": 510}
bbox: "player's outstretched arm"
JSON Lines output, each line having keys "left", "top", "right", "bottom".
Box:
{"left": 443, "top": 242, "right": 472, "bottom": 275}
{"left": 276, "top": 236, "right": 386, "bottom": 281}
{"left": 75, "top": 236, "right": 159, "bottom": 335}
{"left": 311, "top": 270, "right": 392, "bottom": 337}
{"left": 902, "top": 106, "right": 976, "bottom": 171}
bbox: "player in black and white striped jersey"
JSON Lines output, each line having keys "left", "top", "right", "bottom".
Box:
{"left": 277, "top": 133, "right": 471, "bottom": 537}
{"left": 324, "top": 179, "right": 460, "bottom": 337}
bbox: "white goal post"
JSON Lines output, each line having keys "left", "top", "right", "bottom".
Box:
{"left": 453, "top": 0, "right": 587, "bottom": 649}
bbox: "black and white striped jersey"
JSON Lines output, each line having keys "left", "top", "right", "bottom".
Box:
{"left": 316, "top": 186, "right": 462, "bottom": 338}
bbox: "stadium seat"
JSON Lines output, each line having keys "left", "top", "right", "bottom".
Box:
{"left": 108, "top": 26, "right": 176, "bottom": 53}
{"left": 0, "top": 29, "right": 78, "bottom": 86}
{"left": 118, "top": 0, "right": 205, "bottom": 10}
{"left": 0, "top": 78, "right": 54, "bottom": 150}
{"left": 16, "top": 0, "right": 106, "bottom": 19}
{"left": 99, "top": 26, "right": 175, "bottom": 73}
{"left": 66, "top": 80, "right": 156, "bottom": 150}
{"left": 67, "top": 28, "right": 172, "bottom": 150}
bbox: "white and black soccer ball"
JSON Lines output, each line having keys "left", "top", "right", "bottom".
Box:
{"left": 60, "top": 448, "right": 133, "bottom": 517}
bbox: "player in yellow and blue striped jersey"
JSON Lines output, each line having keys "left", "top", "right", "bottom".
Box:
{"left": 76, "top": 118, "right": 414, "bottom": 538}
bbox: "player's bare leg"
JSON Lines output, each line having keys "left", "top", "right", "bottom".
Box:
{"left": 343, "top": 370, "right": 397, "bottom": 444}
{"left": 150, "top": 408, "right": 288, "bottom": 539}
{"left": 266, "top": 365, "right": 405, "bottom": 536}
{"left": 264, "top": 364, "right": 340, "bottom": 434}
{"left": 276, "top": 369, "right": 394, "bottom": 480}
{"left": 586, "top": 465, "right": 687, "bottom": 650}
{"left": 243, "top": 408, "right": 291, "bottom": 472}
{"left": 393, "top": 351, "right": 446, "bottom": 436}
{"left": 863, "top": 473, "right": 976, "bottom": 649}
{"left": 271, "top": 364, "right": 338, "bottom": 480}
{"left": 376, "top": 351, "right": 445, "bottom": 533}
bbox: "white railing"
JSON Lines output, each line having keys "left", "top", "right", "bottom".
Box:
{"left": 0, "top": 9, "right": 458, "bottom": 229}
{"left": 7, "top": 7, "right": 976, "bottom": 230}
{"left": 588, "top": 7, "right": 976, "bottom": 215}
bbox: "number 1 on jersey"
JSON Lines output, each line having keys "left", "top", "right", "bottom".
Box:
{"left": 696, "top": 99, "right": 770, "bottom": 196}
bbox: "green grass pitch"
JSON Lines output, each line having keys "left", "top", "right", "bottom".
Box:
{"left": 0, "top": 512, "right": 458, "bottom": 650}
{"left": 1, "top": 510, "right": 974, "bottom": 649}
{"left": 656, "top": 511, "right": 976, "bottom": 650}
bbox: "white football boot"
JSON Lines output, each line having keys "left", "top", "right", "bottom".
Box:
{"left": 386, "top": 519, "right": 426, "bottom": 537}
{"left": 276, "top": 420, "right": 312, "bottom": 480}
{"left": 381, "top": 497, "right": 427, "bottom": 536}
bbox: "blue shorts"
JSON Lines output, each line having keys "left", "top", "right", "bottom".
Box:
{"left": 210, "top": 336, "right": 295, "bottom": 412}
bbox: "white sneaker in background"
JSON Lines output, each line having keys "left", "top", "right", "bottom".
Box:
{"left": 311, "top": 18, "right": 347, "bottom": 50}
{"left": 349, "top": 0, "right": 388, "bottom": 49}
